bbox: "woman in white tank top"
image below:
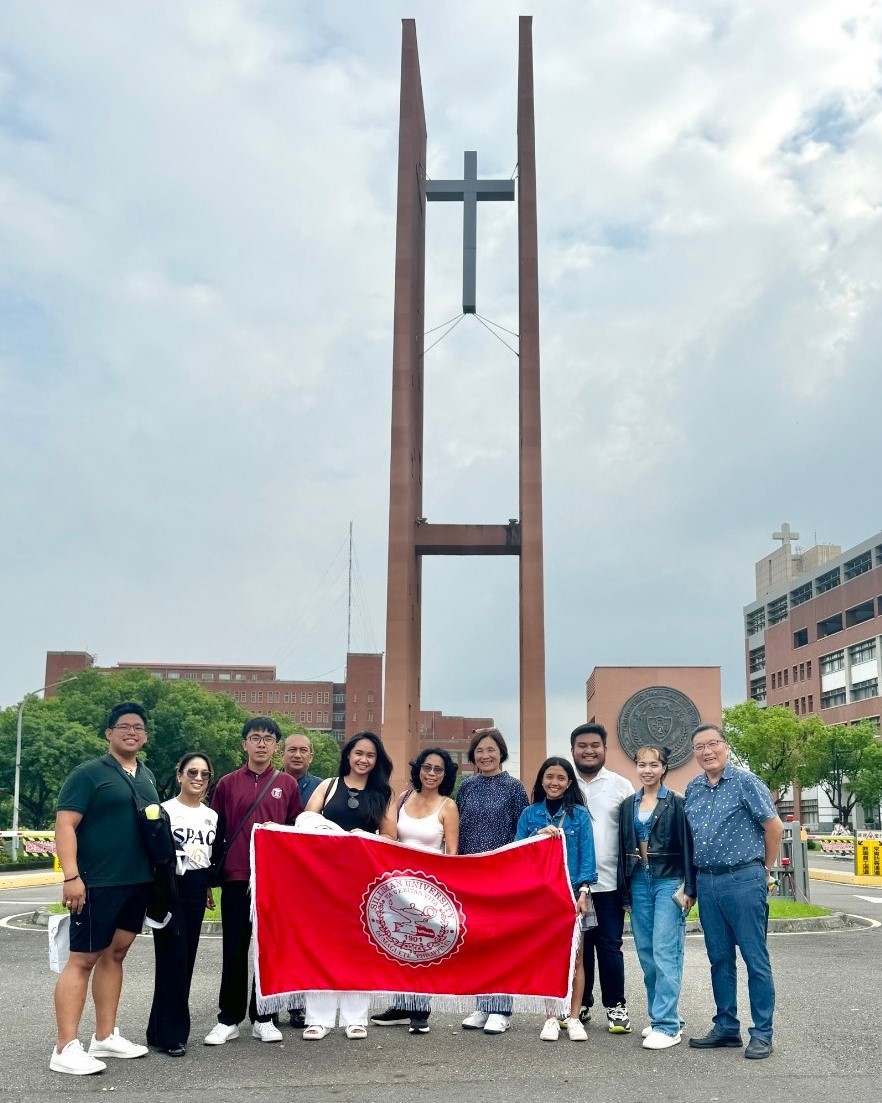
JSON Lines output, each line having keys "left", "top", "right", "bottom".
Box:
{"left": 370, "top": 748, "right": 460, "bottom": 1034}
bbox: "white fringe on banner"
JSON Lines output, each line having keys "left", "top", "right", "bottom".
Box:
{"left": 255, "top": 990, "right": 570, "bottom": 1018}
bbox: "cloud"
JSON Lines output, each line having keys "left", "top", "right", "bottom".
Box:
{"left": 1, "top": 1, "right": 881, "bottom": 760}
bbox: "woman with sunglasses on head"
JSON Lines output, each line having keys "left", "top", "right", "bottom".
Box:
{"left": 617, "top": 745, "right": 696, "bottom": 1051}
{"left": 146, "top": 753, "right": 219, "bottom": 1057}
{"left": 516, "top": 756, "right": 596, "bottom": 1043}
{"left": 371, "top": 747, "right": 459, "bottom": 1035}
{"left": 302, "top": 731, "right": 397, "bottom": 1040}
{"left": 456, "top": 727, "right": 529, "bottom": 1035}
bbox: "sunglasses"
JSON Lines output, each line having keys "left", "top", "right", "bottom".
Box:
{"left": 184, "top": 769, "right": 211, "bottom": 780}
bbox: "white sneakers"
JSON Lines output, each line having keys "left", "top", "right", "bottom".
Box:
{"left": 50, "top": 1040, "right": 106, "bottom": 1076}
{"left": 461, "top": 1010, "right": 509, "bottom": 1034}
{"left": 563, "top": 1016, "right": 588, "bottom": 1041}
{"left": 643, "top": 1029, "right": 682, "bottom": 1050}
{"left": 204, "top": 1020, "right": 281, "bottom": 1045}
{"left": 50, "top": 1030, "right": 148, "bottom": 1075}
{"left": 541, "top": 1016, "right": 587, "bottom": 1041}
{"left": 461, "top": 1010, "right": 489, "bottom": 1029}
{"left": 88, "top": 1029, "right": 148, "bottom": 1059}
{"left": 251, "top": 1020, "right": 283, "bottom": 1043}
{"left": 204, "top": 1023, "right": 240, "bottom": 1045}
{"left": 540, "top": 1017, "right": 560, "bottom": 1041}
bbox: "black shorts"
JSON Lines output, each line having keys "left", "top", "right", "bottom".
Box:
{"left": 69, "top": 883, "right": 152, "bottom": 954}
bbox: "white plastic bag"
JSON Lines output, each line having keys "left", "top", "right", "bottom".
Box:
{"left": 48, "top": 912, "right": 70, "bottom": 973}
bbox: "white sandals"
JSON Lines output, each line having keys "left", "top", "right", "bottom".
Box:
{"left": 302, "top": 1025, "right": 331, "bottom": 1040}
{"left": 344, "top": 1024, "right": 367, "bottom": 1040}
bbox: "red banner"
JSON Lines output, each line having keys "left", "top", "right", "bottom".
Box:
{"left": 251, "top": 827, "right": 577, "bottom": 1011}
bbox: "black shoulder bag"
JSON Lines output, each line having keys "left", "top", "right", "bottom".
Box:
{"left": 120, "top": 768, "right": 176, "bottom": 867}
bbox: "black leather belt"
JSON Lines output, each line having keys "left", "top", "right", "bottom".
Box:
{"left": 698, "top": 859, "right": 763, "bottom": 875}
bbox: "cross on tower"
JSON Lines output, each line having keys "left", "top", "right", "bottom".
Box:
{"left": 425, "top": 150, "right": 515, "bottom": 314}
{"left": 773, "top": 523, "right": 800, "bottom": 551}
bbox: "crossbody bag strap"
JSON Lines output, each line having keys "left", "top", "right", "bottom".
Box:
{"left": 220, "top": 769, "right": 280, "bottom": 861}
{"left": 320, "top": 777, "right": 339, "bottom": 812}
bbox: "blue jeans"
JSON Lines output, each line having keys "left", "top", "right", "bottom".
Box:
{"left": 697, "top": 864, "right": 774, "bottom": 1042}
{"left": 628, "top": 867, "right": 685, "bottom": 1036}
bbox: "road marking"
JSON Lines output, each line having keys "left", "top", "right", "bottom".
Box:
{"left": 853, "top": 894, "right": 882, "bottom": 904}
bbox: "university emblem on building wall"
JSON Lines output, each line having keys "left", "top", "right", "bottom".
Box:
{"left": 617, "top": 686, "right": 700, "bottom": 769}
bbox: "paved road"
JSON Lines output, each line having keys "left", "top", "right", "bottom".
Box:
{"left": 1, "top": 882, "right": 879, "bottom": 1102}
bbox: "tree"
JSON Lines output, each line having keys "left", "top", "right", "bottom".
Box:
{"left": 797, "top": 720, "right": 882, "bottom": 828}
{"left": 308, "top": 731, "right": 341, "bottom": 778}
{"left": 723, "top": 700, "right": 818, "bottom": 804}
{"left": 846, "top": 746, "right": 882, "bottom": 829}
{"left": 57, "top": 669, "right": 252, "bottom": 798}
{"left": 0, "top": 670, "right": 347, "bottom": 825}
{"left": 0, "top": 697, "right": 104, "bottom": 828}
{"left": 266, "top": 716, "right": 341, "bottom": 779}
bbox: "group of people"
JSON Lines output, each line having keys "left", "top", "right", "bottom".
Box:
{"left": 49, "top": 703, "right": 782, "bottom": 1075}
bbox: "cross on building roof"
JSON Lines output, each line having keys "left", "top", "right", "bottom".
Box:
{"left": 425, "top": 150, "right": 515, "bottom": 314}
{"left": 773, "top": 522, "right": 800, "bottom": 550}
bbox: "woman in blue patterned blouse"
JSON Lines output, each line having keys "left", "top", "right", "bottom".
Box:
{"left": 456, "top": 728, "right": 529, "bottom": 1036}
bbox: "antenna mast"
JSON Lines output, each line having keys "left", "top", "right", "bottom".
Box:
{"left": 347, "top": 521, "right": 353, "bottom": 654}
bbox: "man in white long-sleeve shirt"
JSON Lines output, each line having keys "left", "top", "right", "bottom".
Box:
{"left": 571, "top": 723, "right": 635, "bottom": 1034}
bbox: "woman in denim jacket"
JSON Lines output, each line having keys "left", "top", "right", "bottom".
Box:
{"left": 617, "top": 745, "right": 696, "bottom": 1051}
{"left": 516, "top": 756, "right": 597, "bottom": 1042}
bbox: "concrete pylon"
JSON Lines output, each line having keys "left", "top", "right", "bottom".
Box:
{"left": 383, "top": 17, "right": 547, "bottom": 785}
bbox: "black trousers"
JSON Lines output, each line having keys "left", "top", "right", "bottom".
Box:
{"left": 582, "top": 889, "right": 626, "bottom": 1010}
{"left": 217, "top": 880, "right": 272, "bottom": 1025}
{"left": 147, "top": 869, "right": 209, "bottom": 1048}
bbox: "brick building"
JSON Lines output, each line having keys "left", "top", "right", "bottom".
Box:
{"left": 44, "top": 650, "right": 488, "bottom": 772}
{"left": 743, "top": 526, "right": 882, "bottom": 826}
{"left": 743, "top": 528, "right": 882, "bottom": 726}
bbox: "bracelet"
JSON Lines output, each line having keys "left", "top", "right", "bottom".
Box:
{"left": 63, "top": 874, "right": 81, "bottom": 883}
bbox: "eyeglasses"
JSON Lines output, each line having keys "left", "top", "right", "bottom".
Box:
{"left": 113, "top": 724, "right": 146, "bottom": 734}
{"left": 420, "top": 764, "right": 445, "bottom": 774}
{"left": 693, "top": 740, "right": 725, "bottom": 753}
{"left": 246, "top": 734, "right": 277, "bottom": 745}
{"left": 184, "top": 769, "right": 211, "bottom": 780}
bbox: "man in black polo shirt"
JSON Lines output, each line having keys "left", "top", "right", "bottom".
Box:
{"left": 51, "top": 702, "right": 157, "bottom": 1075}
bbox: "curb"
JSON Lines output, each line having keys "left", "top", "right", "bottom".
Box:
{"left": 624, "top": 911, "right": 872, "bottom": 935}
{"left": 0, "top": 871, "right": 63, "bottom": 890}
{"left": 15, "top": 907, "right": 877, "bottom": 937}
{"left": 809, "top": 869, "right": 882, "bottom": 887}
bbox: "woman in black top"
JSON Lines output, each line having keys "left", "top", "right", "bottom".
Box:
{"left": 302, "top": 732, "right": 396, "bottom": 1039}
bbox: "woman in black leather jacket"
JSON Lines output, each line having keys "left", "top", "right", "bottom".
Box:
{"left": 617, "top": 745, "right": 696, "bottom": 1051}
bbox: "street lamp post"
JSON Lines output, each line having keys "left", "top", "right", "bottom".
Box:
{"left": 11, "top": 676, "right": 79, "bottom": 861}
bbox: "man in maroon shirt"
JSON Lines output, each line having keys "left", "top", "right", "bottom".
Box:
{"left": 204, "top": 717, "right": 302, "bottom": 1046}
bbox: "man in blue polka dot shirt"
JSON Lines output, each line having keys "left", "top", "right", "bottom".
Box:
{"left": 684, "top": 723, "right": 783, "bottom": 1061}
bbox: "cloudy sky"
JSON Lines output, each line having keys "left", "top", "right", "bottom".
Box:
{"left": 2, "top": 0, "right": 881, "bottom": 761}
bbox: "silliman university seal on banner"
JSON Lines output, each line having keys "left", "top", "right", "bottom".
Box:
{"left": 617, "top": 686, "right": 700, "bottom": 770}
{"left": 361, "top": 871, "right": 466, "bottom": 966}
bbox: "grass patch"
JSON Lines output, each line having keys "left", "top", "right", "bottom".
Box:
{"left": 685, "top": 899, "right": 831, "bottom": 921}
